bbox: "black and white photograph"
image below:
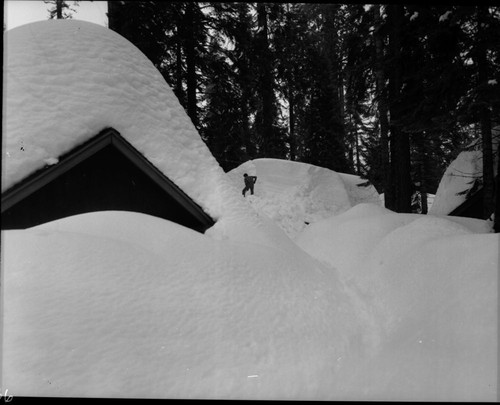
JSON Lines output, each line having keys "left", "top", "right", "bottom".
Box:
{"left": 1, "top": 0, "right": 499, "bottom": 401}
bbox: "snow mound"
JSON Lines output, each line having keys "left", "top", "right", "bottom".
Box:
{"left": 2, "top": 20, "right": 497, "bottom": 402}
{"left": 296, "top": 203, "right": 492, "bottom": 275}
{"left": 296, "top": 204, "right": 498, "bottom": 400}
{"left": 227, "top": 159, "right": 381, "bottom": 238}
{"left": 2, "top": 208, "right": 496, "bottom": 400}
{"left": 2, "top": 211, "right": 380, "bottom": 400}
{"left": 345, "top": 232, "right": 498, "bottom": 401}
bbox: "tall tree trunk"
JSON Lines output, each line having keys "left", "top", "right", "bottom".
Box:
{"left": 236, "top": 3, "right": 255, "bottom": 159}
{"left": 415, "top": 132, "right": 429, "bottom": 214}
{"left": 175, "top": 25, "right": 184, "bottom": 105}
{"left": 480, "top": 106, "right": 494, "bottom": 218}
{"left": 185, "top": 2, "right": 198, "bottom": 128}
{"left": 240, "top": 87, "right": 255, "bottom": 159}
{"left": 373, "top": 6, "right": 392, "bottom": 209}
{"left": 339, "top": 68, "right": 346, "bottom": 134}
{"left": 387, "top": 4, "right": 412, "bottom": 213}
{"left": 106, "top": 1, "right": 121, "bottom": 31}
{"left": 322, "top": 5, "right": 348, "bottom": 172}
{"left": 347, "top": 115, "right": 354, "bottom": 168}
{"left": 288, "top": 86, "right": 296, "bottom": 160}
{"left": 476, "top": 6, "right": 495, "bottom": 219}
{"left": 256, "top": 3, "right": 276, "bottom": 158}
{"left": 56, "top": 0, "right": 64, "bottom": 19}
{"left": 494, "top": 139, "right": 500, "bottom": 232}
{"left": 355, "top": 130, "right": 361, "bottom": 175}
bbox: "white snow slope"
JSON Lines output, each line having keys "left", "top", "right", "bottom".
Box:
{"left": 227, "top": 158, "right": 381, "bottom": 238}
{"left": 2, "top": 211, "right": 381, "bottom": 400}
{"left": 2, "top": 205, "right": 497, "bottom": 401}
{"left": 2, "top": 20, "right": 272, "bottom": 246}
{"left": 295, "top": 203, "right": 497, "bottom": 400}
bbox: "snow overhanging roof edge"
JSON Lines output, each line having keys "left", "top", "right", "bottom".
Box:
{"left": 1, "top": 127, "right": 215, "bottom": 230}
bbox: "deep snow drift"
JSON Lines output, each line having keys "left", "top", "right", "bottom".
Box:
{"left": 1, "top": 20, "right": 498, "bottom": 402}
{"left": 296, "top": 204, "right": 497, "bottom": 400}
{"left": 2, "top": 20, "right": 274, "bottom": 246}
{"left": 2, "top": 211, "right": 380, "bottom": 400}
{"left": 2, "top": 206, "right": 497, "bottom": 401}
{"left": 227, "top": 158, "right": 381, "bottom": 238}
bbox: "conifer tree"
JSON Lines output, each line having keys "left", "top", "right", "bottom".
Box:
{"left": 197, "top": 2, "right": 258, "bottom": 167}
{"left": 386, "top": 5, "right": 412, "bottom": 212}
{"left": 44, "top": 0, "right": 79, "bottom": 19}
{"left": 474, "top": 6, "right": 496, "bottom": 219}
{"left": 253, "top": 3, "right": 283, "bottom": 158}
{"left": 373, "top": 6, "right": 391, "bottom": 205}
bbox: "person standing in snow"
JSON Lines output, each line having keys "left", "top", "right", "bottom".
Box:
{"left": 242, "top": 173, "right": 257, "bottom": 197}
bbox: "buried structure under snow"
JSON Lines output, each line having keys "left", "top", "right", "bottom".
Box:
{"left": 430, "top": 126, "right": 499, "bottom": 222}
{"left": 1, "top": 20, "right": 247, "bottom": 232}
{"left": 1, "top": 128, "right": 214, "bottom": 232}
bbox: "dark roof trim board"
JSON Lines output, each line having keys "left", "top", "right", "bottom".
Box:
{"left": 1, "top": 127, "right": 215, "bottom": 230}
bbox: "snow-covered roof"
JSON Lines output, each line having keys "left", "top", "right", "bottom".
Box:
{"left": 2, "top": 20, "right": 243, "bottom": 224}
{"left": 430, "top": 126, "right": 499, "bottom": 216}
{"left": 429, "top": 150, "right": 483, "bottom": 216}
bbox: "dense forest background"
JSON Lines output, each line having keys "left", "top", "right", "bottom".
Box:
{"left": 49, "top": 1, "right": 500, "bottom": 220}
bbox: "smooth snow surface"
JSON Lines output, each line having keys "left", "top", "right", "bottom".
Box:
{"left": 296, "top": 204, "right": 497, "bottom": 400}
{"left": 227, "top": 159, "right": 381, "bottom": 238}
{"left": 2, "top": 207, "right": 497, "bottom": 401}
{"left": 2, "top": 211, "right": 379, "bottom": 400}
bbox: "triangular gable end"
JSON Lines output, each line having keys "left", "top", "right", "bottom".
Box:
{"left": 1, "top": 128, "right": 215, "bottom": 232}
{"left": 448, "top": 188, "right": 485, "bottom": 219}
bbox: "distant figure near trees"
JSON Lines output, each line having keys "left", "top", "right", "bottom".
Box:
{"left": 242, "top": 173, "right": 257, "bottom": 197}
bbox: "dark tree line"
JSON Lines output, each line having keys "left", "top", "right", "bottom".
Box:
{"left": 102, "top": 2, "right": 499, "bottom": 225}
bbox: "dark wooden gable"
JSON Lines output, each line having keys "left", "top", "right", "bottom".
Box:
{"left": 1, "top": 128, "right": 215, "bottom": 232}
{"left": 448, "top": 188, "right": 485, "bottom": 219}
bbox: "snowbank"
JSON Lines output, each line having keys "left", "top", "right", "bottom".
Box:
{"left": 227, "top": 159, "right": 381, "bottom": 238}
{"left": 344, "top": 231, "right": 497, "bottom": 401}
{"left": 2, "top": 19, "right": 497, "bottom": 403}
{"left": 1, "top": 211, "right": 379, "bottom": 400}
{"left": 2, "top": 207, "right": 496, "bottom": 401}
{"left": 296, "top": 203, "right": 497, "bottom": 400}
{"left": 295, "top": 203, "right": 492, "bottom": 273}
{"left": 2, "top": 20, "right": 291, "bottom": 247}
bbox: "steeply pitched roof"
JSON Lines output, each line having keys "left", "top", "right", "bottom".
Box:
{"left": 2, "top": 128, "right": 215, "bottom": 231}
{"left": 2, "top": 20, "right": 243, "bottom": 223}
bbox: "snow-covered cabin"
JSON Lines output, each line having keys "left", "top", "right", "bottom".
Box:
{"left": 429, "top": 126, "right": 499, "bottom": 220}
{"left": 2, "top": 127, "right": 214, "bottom": 231}
{"left": 1, "top": 20, "right": 243, "bottom": 232}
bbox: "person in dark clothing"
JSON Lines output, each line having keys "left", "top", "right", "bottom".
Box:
{"left": 242, "top": 173, "right": 257, "bottom": 196}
